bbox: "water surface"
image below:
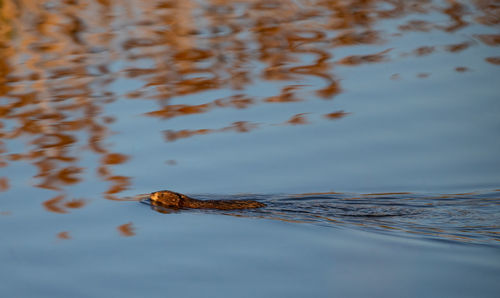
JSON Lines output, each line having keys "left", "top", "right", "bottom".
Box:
{"left": 1, "top": 0, "right": 500, "bottom": 296}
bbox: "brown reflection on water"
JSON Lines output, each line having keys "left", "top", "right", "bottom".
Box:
{"left": 0, "top": 177, "right": 9, "bottom": 191}
{"left": 337, "top": 48, "right": 392, "bottom": 66}
{"left": 455, "top": 66, "right": 470, "bottom": 72}
{"left": 0, "top": 0, "right": 498, "bottom": 211}
{"left": 164, "top": 121, "right": 260, "bottom": 142}
{"left": 43, "top": 195, "right": 68, "bottom": 214}
{"left": 117, "top": 222, "right": 135, "bottom": 237}
{"left": 57, "top": 231, "right": 71, "bottom": 240}
{"left": 42, "top": 195, "right": 87, "bottom": 214}
{"left": 445, "top": 41, "right": 474, "bottom": 52}
{"left": 324, "top": 111, "right": 349, "bottom": 120}
{"left": 0, "top": 0, "right": 132, "bottom": 205}
{"left": 485, "top": 56, "right": 500, "bottom": 65}
{"left": 441, "top": 0, "right": 468, "bottom": 32}
{"left": 413, "top": 46, "right": 436, "bottom": 57}
{"left": 475, "top": 34, "right": 500, "bottom": 46}
{"left": 285, "top": 113, "right": 309, "bottom": 126}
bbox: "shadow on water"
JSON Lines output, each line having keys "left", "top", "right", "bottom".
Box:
{"left": 140, "top": 191, "right": 500, "bottom": 245}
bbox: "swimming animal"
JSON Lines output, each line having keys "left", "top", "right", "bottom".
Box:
{"left": 140, "top": 190, "right": 500, "bottom": 244}
{"left": 149, "top": 190, "right": 266, "bottom": 210}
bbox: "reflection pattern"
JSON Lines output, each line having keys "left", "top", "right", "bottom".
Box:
{"left": 0, "top": 0, "right": 499, "bottom": 209}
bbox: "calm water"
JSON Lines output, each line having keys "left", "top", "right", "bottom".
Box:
{"left": 1, "top": 0, "right": 500, "bottom": 297}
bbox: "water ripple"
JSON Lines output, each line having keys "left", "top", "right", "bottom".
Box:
{"left": 143, "top": 191, "right": 500, "bottom": 245}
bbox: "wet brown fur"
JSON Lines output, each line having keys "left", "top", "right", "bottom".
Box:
{"left": 149, "top": 190, "right": 266, "bottom": 210}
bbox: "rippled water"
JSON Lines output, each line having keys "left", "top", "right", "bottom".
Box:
{"left": 142, "top": 191, "right": 500, "bottom": 245}
{"left": 1, "top": 0, "right": 500, "bottom": 296}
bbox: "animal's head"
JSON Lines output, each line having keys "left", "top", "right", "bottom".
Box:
{"left": 150, "top": 190, "right": 184, "bottom": 208}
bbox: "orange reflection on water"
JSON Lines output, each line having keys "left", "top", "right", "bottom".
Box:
{"left": 117, "top": 222, "right": 135, "bottom": 237}
{"left": 104, "top": 176, "right": 132, "bottom": 195}
{"left": 413, "top": 46, "right": 435, "bottom": 57}
{"left": 0, "top": 177, "right": 8, "bottom": 191}
{"left": 0, "top": 0, "right": 498, "bottom": 213}
{"left": 398, "top": 20, "right": 434, "bottom": 32}
{"left": 146, "top": 94, "right": 256, "bottom": 120}
{"left": 285, "top": 113, "right": 309, "bottom": 126}
{"left": 43, "top": 195, "right": 87, "bottom": 214}
{"left": 264, "top": 85, "right": 305, "bottom": 103}
{"left": 43, "top": 195, "right": 68, "bottom": 214}
{"left": 445, "top": 41, "right": 474, "bottom": 52}
{"left": 102, "top": 153, "right": 129, "bottom": 165}
{"left": 57, "top": 231, "right": 71, "bottom": 240}
{"left": 475, "top": 34, "right": 500, "bottom": 46}
{"left": 64, "top": 198, "right": 87, "bottom": 209}
{"left": 455, "top": 67, "right": 470, "bottom": 72}
{"left": 164, "top": 121, "right": 260, "bottom": 142}
{"left": 485, "top": 57, "right": 500, "bottom": 65}
{"left": 441, "top": 0, "right": 468, "bottom": 32}
{"left": 324, "top": 111, "right": 349, "bottom": 120}
{"left": 146, "top": 103, "right": 212, "bottom": 119}
{"left": 337, "top": 49, "right": 392, "bottom": 66}
{"left": 333, "top": 30, "right": 380, "bottom": 46}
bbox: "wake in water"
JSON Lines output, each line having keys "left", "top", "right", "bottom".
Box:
{"left": 140, "top": 191, "right": 500, "bottom": 245}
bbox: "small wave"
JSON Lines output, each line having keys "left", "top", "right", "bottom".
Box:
{"left": 142, "top": 192, "right": 500, "bottom": 245}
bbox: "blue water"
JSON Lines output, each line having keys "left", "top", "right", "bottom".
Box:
{"left": 1, "top": 195, "right": 500, "bottom": 298}
{"left": 1, "top": 0, "right": 500, "bottom": 296}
